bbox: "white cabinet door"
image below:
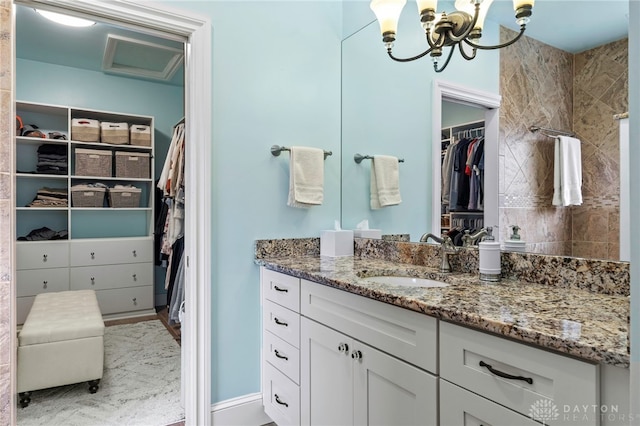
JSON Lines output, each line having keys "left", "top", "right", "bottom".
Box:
{"left": 301, "top": 317, "right": 353, "bottom": 426}
{"left": 353, "top": 341, "right": 438, "bottom": 426}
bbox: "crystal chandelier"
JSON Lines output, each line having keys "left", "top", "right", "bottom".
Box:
{"left": 369, "top": 0, "right": 535, "bottom": 72}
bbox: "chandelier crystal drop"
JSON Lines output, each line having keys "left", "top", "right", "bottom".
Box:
{"left": 369, "top": 0, "right": 534, "bottom": 72}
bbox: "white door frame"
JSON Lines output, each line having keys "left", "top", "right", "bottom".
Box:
{"left": 431, "top": 80, "right": 501, "bottom": 239}
{"left": 13, "top": 1, "right": 212, "bottom": 425}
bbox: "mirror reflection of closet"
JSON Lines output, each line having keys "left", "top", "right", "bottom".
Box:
{"left": 440, "top": 100, "right": 487, "bottom": 243}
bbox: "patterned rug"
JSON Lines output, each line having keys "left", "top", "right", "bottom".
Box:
{"left": 17, "top": 320, "right": 184, "bottom": 426}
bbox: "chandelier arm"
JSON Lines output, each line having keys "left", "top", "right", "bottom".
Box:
{"left": 445, "top": 4, "right": 481, "bottom": 44}
{"left": 433, "top": 46, "right": 456, "bottom": 73}
{"left": 463, "top": 25, "right": 526, "bottom": 50}
{"left": 387, "top": 46, "right": 434, "bottom": 63}
{"left": 458, "top": 41, "right": 477, "bottom": 61}
{"left": 426, "top": 29, "right": 446, "bottom": 50}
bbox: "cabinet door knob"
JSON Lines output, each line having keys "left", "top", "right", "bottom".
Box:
{"left": 91, "top": 277, "right": 95, "bottom": 285}
{"left": 42, "top": 254, "right": 48, "bottom": 262}
{"left": 273, "top": 317, "right": 288, "bottom": 327}
{"left": 90, "top": 252, "right": 95, "bottom": 259}
{"left": 338, "top": 343, "right": 349, "bottom": 353}
{"left": 132, "top": 250, "right": 137, "bottom": 257}
{"left": 274, "top": 349, "right": 288, "bottom": 361}
{"left": 274, "top": 394, "right": 289, "bottom": 408}
{"left": 42, "top": 281, "right": 48, "bottom": 289}
{"left": 132, "top": 297, "right": 138, "bottom": 306}
{"left": 351, "top": 350, "right": 363, "bottom": 360}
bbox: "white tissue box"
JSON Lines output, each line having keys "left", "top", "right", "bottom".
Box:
{"left": 353, "top": 229, "right": 382, "bottom": 239}
{"left": 320, "top": 230, "right": 354, "bottom": 257}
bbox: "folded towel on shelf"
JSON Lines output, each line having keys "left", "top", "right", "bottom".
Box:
{"left": 287, "top": 146, "right": 325, "bottom": 208}
{"left": 553, "top": 136, "right": 583, "bottom": 207}
{"left": 370, "top": 155, "right": 402, "bottom": 209}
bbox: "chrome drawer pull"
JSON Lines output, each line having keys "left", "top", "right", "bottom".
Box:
{"left": 132, "top": 250, "right": 137, "bottom": 257}
{"left": 42, "top": 281, "right": 48, "bottom": 289}
{"left": 91, "top": 277, "right": 95, "bottom": 285}
{"left": 273, "top": 285, "right": 288, "bottom": 293}
{"left": 90, "top": 252, "right": 95, "bottom": 259}
{"left": 42, "top": 254, "right": 47, "bottom": 262}
{"left": 274, "top": 349, "right": 288, "bottom": 361}
{"left": 479, "top": 360, "right": 533, "bottom": 384}
{"left": 274, "top": 394, "right": 289, "bottom": 408}
{"left": 338, "top": 343, "right": 349, "bottom": 353}
{"left": 273, "top": 317, "right": 288, "bottom": 327}
{"left": 132, "top": 297, "right": 138, "bottom": 306}
{"left": 132, "top": 274, "right": 137, "bottom": 281}
{"left": 351, "top": 350, "right": 363, "bottom": 360}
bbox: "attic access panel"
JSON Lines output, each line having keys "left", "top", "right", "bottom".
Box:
{"left": 103, "top": 34, "right": 183, "bottom": 81}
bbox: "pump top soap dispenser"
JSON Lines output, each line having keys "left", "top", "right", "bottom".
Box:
{"left": 478, "top": 226, "right": 501, "bottom": 282}
{"left": 510, "top": 225, "right": 521, "bottom": 240}
{"left": 503, "top": 224, "right": 527, "bottom": 253}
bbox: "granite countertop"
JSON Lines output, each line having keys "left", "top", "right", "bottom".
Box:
{"left": 256, "top": 255, "right": 630, "bottom": 368}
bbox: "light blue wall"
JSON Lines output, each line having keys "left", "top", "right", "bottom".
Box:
{"left": 159, "top": 1, "right": 343, "bottom": 402}
{"left": 16, "top": 58, "right": 184, "bottom": 303}
{"left": 341, "top": 3, "right": 500, "bottom": 240}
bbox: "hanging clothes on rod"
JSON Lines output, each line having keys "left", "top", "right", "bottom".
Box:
{"left": 157, "top": 121, "right": 186, "bottom": 324}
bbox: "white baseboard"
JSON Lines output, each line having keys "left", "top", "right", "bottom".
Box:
{"left": 211, "top": 392, "right": 272, "bottom": 426}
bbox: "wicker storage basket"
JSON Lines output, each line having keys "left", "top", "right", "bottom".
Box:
{"left": 71, "top": 186, "right": 107, "bottom": 207}
{"left": 115, "top": 151, "right": 150, "bottom": 179}
{"left": 108, "top": 186, "right": 142, "bottom": 208}
{"left": 71, "top": 118, "right": 100, "bottom": 142}
{"left": 75, "top": 148, "right": 112, "bottom": 177}
{"left": 130, "top": 125, "right": 151, "bottom": 147}
{"left": 101, "top": 122, "right": 129, "bottom": 145}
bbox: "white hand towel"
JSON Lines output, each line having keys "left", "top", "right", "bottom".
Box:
{"left": 553, "top": 136, "right": 583, "bottom": 207}
{"left": 287, "top": 146, "right": 324, "bottom": 208}
{"left": 370, "top": 155, "right": 402, "bottom": 209}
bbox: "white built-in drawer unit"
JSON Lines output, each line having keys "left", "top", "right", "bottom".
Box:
{"left": 17, "top": 241, "right": 69, "bottom": 270}
{"left": 261, "top": 268, "right": 302, "bottom": 426}
{"left": 70, "top": 262, "right": 153, "bottom": 291}
{"left": 95, "top": 285, "right": 153, "bottom": 314}
{"left": 70, "top": 237, "right": 153, "bottom": 266}
{"left": 440, "top": 379, "right": 540, "bottom": 426}
{"left": 17, "top": 268, "right": 69, "bottom": 297}
{"left": 440, "top": 321, "right": 599, "bottom": 425}
{"left": 300, "top": 278, "right": 437, "bottom": 373}
{"left": 262, "top": 268, "right": 300, "bottom": 312}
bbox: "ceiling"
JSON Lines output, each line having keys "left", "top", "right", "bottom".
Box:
{"left": 15, "top": 4, "right": 185, "bottom": 87}
{"left": 15, "top": 1, "right": 629, "bottom": 84}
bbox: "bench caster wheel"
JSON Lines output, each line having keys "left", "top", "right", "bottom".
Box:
{"left": 88, "top": 379, "right": 100, "bottom": 394}
{"left": 19, "top": 392, "right": 31, "bottom": 408}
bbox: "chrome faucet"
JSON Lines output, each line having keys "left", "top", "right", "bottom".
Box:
{"left": 419, "top": 232, "right": 458, "bottom": 273}
{"left": 461, "top": 228, "right": 488, "bottom": 247}
{"left": 420, "top": 233, "right": 443, "bottom": 243}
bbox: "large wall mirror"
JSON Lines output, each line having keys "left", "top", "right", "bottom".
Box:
{"left": 341, "top": 0, "right": 629, "bottom": 262}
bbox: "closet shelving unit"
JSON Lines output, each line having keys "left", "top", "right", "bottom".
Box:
{"left": 440, "top": 119, "right": 485, "bottom": 234}
{"left": 15, "top": 101, "right": 156, "bottom": 324}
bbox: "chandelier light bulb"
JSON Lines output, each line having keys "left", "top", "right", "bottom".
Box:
{"left": 370, "top": 0, "right": 407, "bottom": 43}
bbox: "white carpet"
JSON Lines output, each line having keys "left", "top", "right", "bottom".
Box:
{"left": 17, "top": 320, "right": 184, "bottom": 426}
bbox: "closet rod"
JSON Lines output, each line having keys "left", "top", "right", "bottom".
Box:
{"left": 353, "top": 153, "right": 405, "bottom": 164}
{"left": 270, "top": 145, "right": 332, "bottom": 159}
{"left": 529, "top": 125, "right": 575, "bottom": 138}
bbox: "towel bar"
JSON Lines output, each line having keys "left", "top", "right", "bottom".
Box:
{"left": 529, "top": 125, "right": 576, "bottom": 138}
{"left": 271, "top": 145, "right": 332, "bottom": 159}
{"left": 354, "top": 153, "right": 405, "bottom": 164}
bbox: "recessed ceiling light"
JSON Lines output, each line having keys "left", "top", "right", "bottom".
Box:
{"left": 35, "top": 9, "right": 96, "bottom": 27}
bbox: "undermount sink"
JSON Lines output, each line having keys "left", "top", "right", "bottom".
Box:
{"left": 361, "top": 276, "right": 449, "bottom": 288}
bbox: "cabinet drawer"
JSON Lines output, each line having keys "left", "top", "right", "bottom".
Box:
{"left": 440, "top": 321, "right": 599, "bottom": 425}
{"left": 262, "top": 268, "right": 300, "bottom": 312}
{"left": 263, "top": 362, "right": 300, "bottom": 426}
{"left": 301, "top": 279, "right": 437, "bottom": 373}
{"left": 264, "top": 299, "right": 300, "bottom": 349}
{"left": 440, "top": 379, "right": 540, "bottom": 426}
{"left": 17, "top": 241, "right": 69, "bottom": 270}
{"left": 95, "top": 285, "right": 153, "bottom": 315}
{"left": 70, "top": 263, "right": 153, "bottom": 291}
{"left": 264, "top": 330, "right": 300, "bottom": 385}
{"left": 70, "top": 238, "right": 153, "bottom": 266}
{"left": 17, "top": 268, "right": 69, "bottom": 297}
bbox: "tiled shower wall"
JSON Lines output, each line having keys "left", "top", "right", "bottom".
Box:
{"left": 499, "top": 27, "right": 628, "bottom": 260}
{"left": 0, "top": 1, "right": 14, "bottom": 424}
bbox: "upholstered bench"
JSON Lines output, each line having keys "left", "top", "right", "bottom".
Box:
{"left": 17, "top": 290, "right": 105, "bottom": 408}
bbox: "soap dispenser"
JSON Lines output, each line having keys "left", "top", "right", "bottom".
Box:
{"left": 478, "top": 226, "right": 501, "bottom": 282}
{"left": 503, "top": 225, "right": 526, "bottom": 253}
